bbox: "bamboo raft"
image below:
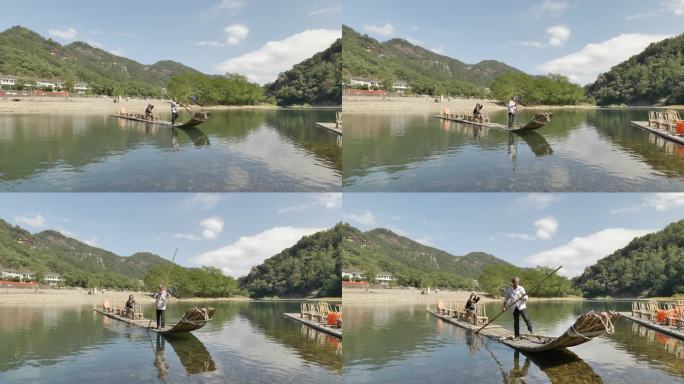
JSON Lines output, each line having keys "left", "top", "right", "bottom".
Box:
{"left": 315, "top": 112, "right": 342, "bottom": 136}
{"left": 283, "top": 302, "right": 342, "bottom": 339}
{"left": 631, "top": 122, "right": 684, "bottom": 145}
{"left": 428, "top": 307, "right": 618, "bottom": 353}
{"left": 620, "top": 300, "right": 684, "bottom": 340}
{"left": 110, "top": 111, "right": 210, "bottom": 128}
{"left": 95, "top": 306, "right": 215, "bottom": 335}
{"left": 433, "top": 112, "right": 553, "bottom": 133}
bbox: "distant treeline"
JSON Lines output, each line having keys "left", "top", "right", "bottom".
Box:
{"left": 144, "top": 264, "right": 243, "bottom": 298}
{"left": 491, "top": 72, "right": 587, "bottom": 106}
{"left": 478, "top": 264, "right": 579, "bottom": 298}
{"left": 168, "top": 72, "right": 264, "bottom": 106}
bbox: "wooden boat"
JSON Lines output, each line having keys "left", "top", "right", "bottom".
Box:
{"left": 110, "top": 111, "right": 210, "bottom": 128}
{"left": 428, "top": 309, "right": 619, "bottom": 352}
{"left": 433, "top": 112, "right": 553, "bottom": 133}
{"left": 95, "top": 306, "right": 215, "bottom": 335}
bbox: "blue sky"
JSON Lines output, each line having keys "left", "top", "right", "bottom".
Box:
{"left": 0, "top": 193, "right": 341, "bottom": 278}
{"left": 0, "top": 0, "right": 341, "bottom": 83}
{"left": 343, "top": 193, "right": 684, "bottom": 277}
{"left": 343, "top": 0, "right": 684, "bottom": 84}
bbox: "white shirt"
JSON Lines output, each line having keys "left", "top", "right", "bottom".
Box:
{"left": 503, "top": 285, "right": 528, "bottom": 311}
{"left": 170, "top": 101, "right": 178, "bottom": 114}
{"left": 154, "top": 290, "right": 171, "bottom": 310}
{"left": 508, "top": 100, "right": 517, "bottom": 114}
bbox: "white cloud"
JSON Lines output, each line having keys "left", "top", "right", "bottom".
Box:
{"left": 508, "top": 233, "right": 536, "bottom": 241}
{"left": 278, "top": 193, "right": 341, "bottom": 213}
{"left": 524, "top": 228, "right": 655, "bottom": 277}
{"left": 215, "top": 0, "right": 246, "bottom": 14}
{"left": 57, "top": 228, "right": 76, "bottom": 238}
{"left": 14, "top": 214, "right": 46, "bottom": 228}
{"left": 363, "top": 23, "right": 395, "bottom": 37}
{"left": 663, "top": 0, "right": 684, "bottom": 14}
{"left": 87, "top": 41, "right": 104, "bottom": 49}
{"left": 513, "top": 193, "right": 561, "bottom": 211}
{"left": 309, "top": 5, "right": 341, "bottom": 16}
{"left": 192, "top": 226, "right": 323, "bottom": 277}
{"left": 196, "top": 41, "right": 226, "bottom": 48}
{"left": 200, "top": 216, "right": 224, "bottom": 240}
{"left": 406, "top": 38, "right": 423, "bottom": 46}
{"left": 519, "top": 25, "right": 570, "bottom": 48}
{"left": 431, "top": 45, "right": 446, "bottom": 55}
{"left": 625, "top": 11, "right": 659, "bottom": 20}
{"left": 48, "top": 27, "right": 77, "bottom": 40}
{"left": 538, "top": 33, "right": 673, "bottom": 84}
{"left": 547, "top": 25, "right": 570, "bottom": 47}
{"left": 83, "top": 237, "right": 100, "bottom": 247}
{"left": 174, "top": 233, "right": 203, "bottom": 241}
{"left": 343, "top": 211, "right": 376, "bottom": 226}
{"left": 415, "top": 235, "right": 434, "bottom": 246}
{"left": 225, "top": 24, "right": 249, "bottom": 46}
{"left": 109, "top": 49, "right": 123, "bottom": 56}
{"left": 534, "top": 216, "right": 558, "bottom": 240}
{"left": 613, "top": 193, "right": 684, "bottom": 214}
{"left": 178, "top": 194, "right": 224, "bottom": 212}
{"left": 531, "top": 0, "right": 569, "bottom": 18}
{"left": 216, "top": 29, "right": 340, "bottom": 84}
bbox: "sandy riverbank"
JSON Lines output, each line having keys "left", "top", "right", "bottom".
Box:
{"left": 342, "top": 96, "right": 602, "bottom": 114}
{"left": 0, "top": 96, "right": 278, "bottom": 114}
{"left": 342, "top": 288, "right": 586, "bottom": 304}
{"left": 0, "top": 287, "right": 252, "bottom": 305}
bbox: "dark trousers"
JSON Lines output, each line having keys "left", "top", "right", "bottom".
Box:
{"left": 508, "top": 113, "right": 516, "bottom": 128}
{"left": 171, "top": 112, "right": 179, "bottom": 125}
{"left": 513, "top": 307, "right": 533, "bottom": 336}
{"left": 156, "top": 309, "right": 165, "bottom": 328}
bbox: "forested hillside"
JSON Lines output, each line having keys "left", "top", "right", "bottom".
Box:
{"left": 342, "top": 25, "right": 521, "bottom": 96}
{"left": 587, "top": 34, "right": 684, "bottom": 105}
{"left": 574, "top": 220, "right": 684, "bottom": 297}
{"left": 266, "top": 40, "right": 341, "bottom": 106}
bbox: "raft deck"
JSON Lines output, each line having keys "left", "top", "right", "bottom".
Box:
{"left": 619, "top": 312, "right": 684, "bottom": 341}
{"left": 432, "top": 114, "right": 545, "bottom": 133}
{"left": 315, "top": 122, "right": 342, "bottom": 136}
{"left": 630, "top": 121, "right": 684, "bottom": 145}
{"left": 283, "top": 313, "right": 342, "bottom": 339}
{"left": 428, "top": 310, "right": 617, "bottom": 353}
{"left": 110, "top": 114, "right": 208, "bottom": 128}
{"left": 95, "top": 307, "right": 213, "bottom": 335}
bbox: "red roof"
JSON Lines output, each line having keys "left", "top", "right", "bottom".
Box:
{"left": 0, "top": 280, "right": 38, "bottom": 288}
{"left": 345, "top": 89, "right": 388, "bottom": 96}
{"left": 343, "top": 281, "right": 369, "bottom": 287}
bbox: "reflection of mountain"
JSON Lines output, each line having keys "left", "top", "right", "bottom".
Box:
{"left": 236, "top": 302, "right": 342, "bottom": 372}
{"left": 0, "top": 306, "right": 112, "bottom": 372}
{"left": 608, "top": 321, "right": 684, "bottom": 377}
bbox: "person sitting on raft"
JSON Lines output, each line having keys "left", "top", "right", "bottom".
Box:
{"left": 125, "top": 295, "right": 136, "bottom": 319}
{"left": 503, "top": 277, "right": 533, "bottom": 340}
{"left": 473, "top": 104, "right": 483, "bottom": 121}
{"left": 145, "top": 104, "right": 155, "bottom": 120}
{"left": 465, "top": 292, "right": 481, "bottom": 323}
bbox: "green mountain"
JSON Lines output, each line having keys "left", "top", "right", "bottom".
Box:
{"left": 0, "top": 26, "right": 200, "bottom": 96}
{"left": 239, "top": 225, "right": 343, "bottom": 298}
{"left": 587, "top": 34, "right": 684, "bottom": 105}
{"left": 341, "top": 224, "right": 512, "bottom": 289}
{"left": 342, "top": 25, "right": 522, "bottom": 96}
{"left": 0, "top": 218, "right": 171, "bottom": 288}
{"left": 574, "top": 220, "right": 684, "bottom": 298}
{"left": 265, "top": 39, "right": 342, "bottom": 106}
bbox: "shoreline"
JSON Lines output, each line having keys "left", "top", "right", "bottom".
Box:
{"left": 0, "top": 96, "right": 339, "bottom": 114}
{"left": 342, "top": 96, "right": 682, "bottom": 114}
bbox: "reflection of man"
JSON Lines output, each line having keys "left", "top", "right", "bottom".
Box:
{"left": 503, "top": 277, "right": 533, "bottom": 339}
{"left": 506, "top": 350, "right": 531, "bottom": 383}
{"left": 154, "top": 333, "right": 168, "bottom": 380}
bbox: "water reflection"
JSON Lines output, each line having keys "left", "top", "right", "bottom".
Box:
{"left": 0, "top": 109, "right": 341, "bottom": 191}
{"left": 344, "top": 109, "right": 684, "bottom": 191}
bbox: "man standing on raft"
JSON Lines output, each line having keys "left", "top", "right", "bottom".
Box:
{"left": 503, "top": 277, "right": 533, "bottom": 339}
{"left": 508, "top": 97, "right": 518, "bottom": 128}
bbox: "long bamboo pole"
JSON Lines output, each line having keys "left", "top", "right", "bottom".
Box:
{"left": 163, "top": 249, "right": 178, "bottom": 289}
{"left": 475, "top": 266, "right": 562, "bottom": 334}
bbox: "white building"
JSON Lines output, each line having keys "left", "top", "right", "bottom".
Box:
{"left": 375, "top": 272, "right": 395, "bottom": 285}
{"left": 44, "top": 273, "right": 61, "bottom": 285}
{"left": 0, "top": 76, "right": 16, "bottom": 88}
{"left": 349, "top": 78, "right": 382, "bottom": 88}
{"left": 392, "top": 81, "right": 409, "bottom": 93}
{"left": 36, "top": 80, "right": 63, "bottom": 90}
{"left": 342, "top": 270, "right": 366, "bottom": 280}
{"left": 74, "top": 82, "right": 88, "bottom": 94}
{"left": 1, "top": 269, "right": 34, "bottom": 281}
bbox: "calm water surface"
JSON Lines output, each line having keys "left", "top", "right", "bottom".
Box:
{"left": 0, "top": 109, "right": 341, "bottom": 191}
{"left": 343, "top": 109, "right": 684, "bottom": 191}
{"left": 344, "top": 302, "right": 684, "bottom": 384}
{"left": 0, "top": 301, "right": 341, "bottom": 383}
